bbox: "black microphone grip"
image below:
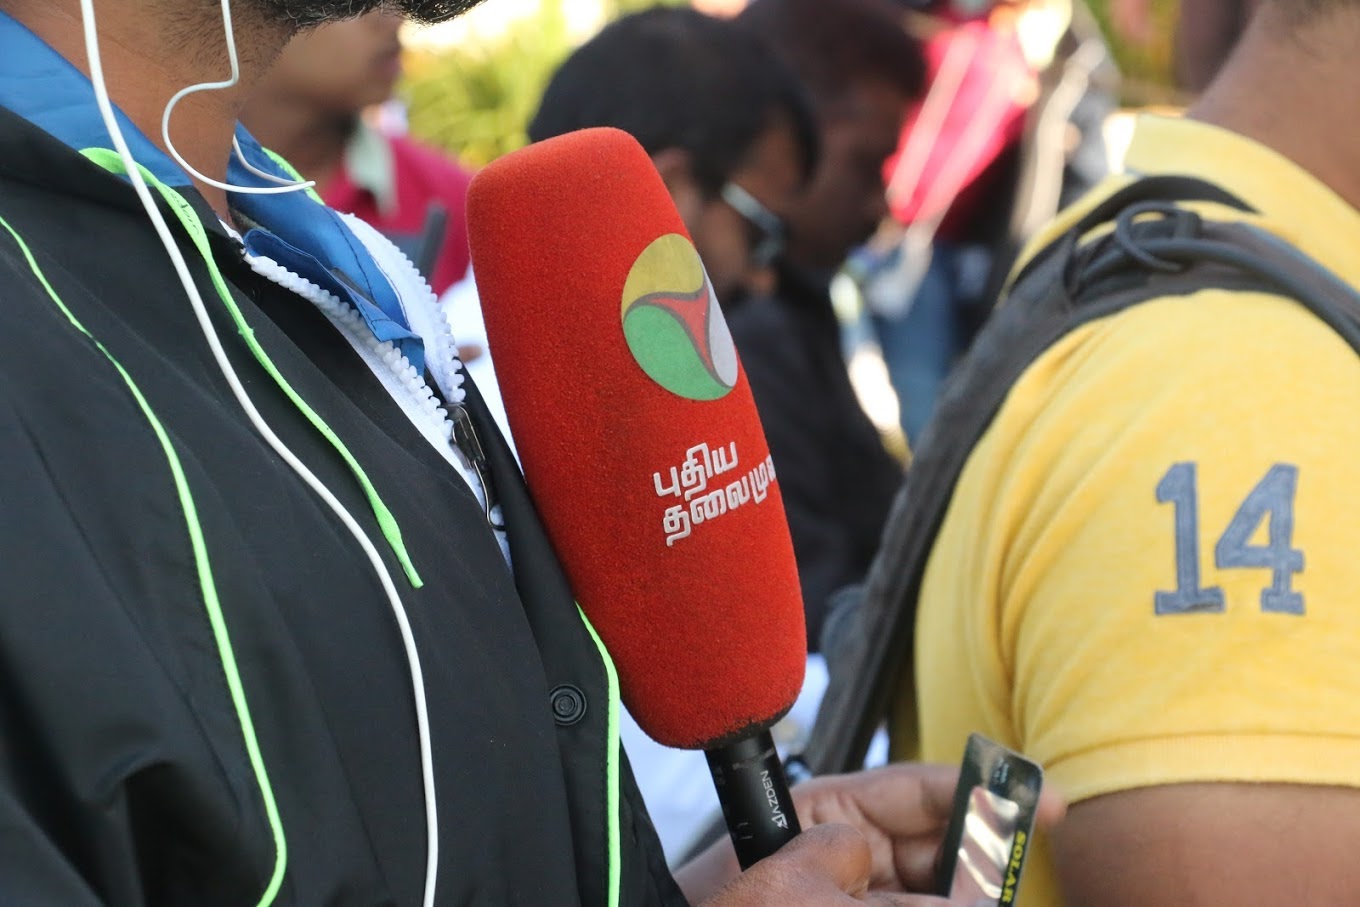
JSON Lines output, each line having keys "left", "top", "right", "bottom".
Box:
{"left": 705, "top": 729, "right": 803, "bottom": 868}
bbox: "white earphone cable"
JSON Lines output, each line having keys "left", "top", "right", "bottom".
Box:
{"left": 78, "top": 3, "right": 440, "bottom": 904}
{"left": 160, "top": 0, "right": 315, "bottom": 195}
{"left": 232, "top": 135, "right": 312, "bottom": 186}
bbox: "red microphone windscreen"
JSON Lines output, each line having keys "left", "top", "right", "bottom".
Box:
{"left": 467, "top": 127, "right": 806, "bottom": 750}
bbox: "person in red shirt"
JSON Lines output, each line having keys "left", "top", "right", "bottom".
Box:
{"left": 243, "top": 10, "right": 474, "bottom": 295}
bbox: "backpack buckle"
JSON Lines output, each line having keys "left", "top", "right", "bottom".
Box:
{"left": 1063, "top": 202, "right": 1203, "bottom": 300}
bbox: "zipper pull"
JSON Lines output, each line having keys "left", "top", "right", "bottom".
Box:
{"left": 448, "top": 404, "right": 505, "bottom": 531}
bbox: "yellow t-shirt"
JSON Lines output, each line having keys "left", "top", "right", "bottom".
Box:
{"left": 901, "top": 115, "right": 1360, "bottom": 904}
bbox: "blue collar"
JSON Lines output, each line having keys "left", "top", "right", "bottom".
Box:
{"left": 0, "top": 11, "right": 425, "bottom": 374}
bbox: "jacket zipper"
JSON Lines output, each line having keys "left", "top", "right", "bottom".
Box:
{"left": 240, "top": 249, "right": 503, "bottom": 531}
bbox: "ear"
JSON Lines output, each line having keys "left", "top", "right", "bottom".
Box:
{"left": 651, "top": 147, "right": 705, "bottom": 230}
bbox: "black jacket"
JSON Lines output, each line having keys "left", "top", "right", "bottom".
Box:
{"left": 726, "top": 267, "right": 906, "bottom": 652}
{"left": 0, "top": 105, "right": 682, "bottom": 906}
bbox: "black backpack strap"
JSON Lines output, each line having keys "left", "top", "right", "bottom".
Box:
{"left": 803, "top": 175, "right": 1360, "bottom": 775}
{"left": 1007, "top": 173, "right": 1255, "bottom": 295}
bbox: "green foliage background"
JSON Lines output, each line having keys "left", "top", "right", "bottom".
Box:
{"left": 403, "top": 0, "right": 685, "bottom": 167}
{"left": 402, "top": 0, "right": 1181, "bottom": 168}
{"left": 1083, "top": 0, "right": 1183, "bottom": 105}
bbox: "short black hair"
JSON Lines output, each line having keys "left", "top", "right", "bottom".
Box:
{"left": 527, "top": 7, "right": 819, "bottom": 196}
{"left": 736, "top": 0, "right": 926, "bottom": 111}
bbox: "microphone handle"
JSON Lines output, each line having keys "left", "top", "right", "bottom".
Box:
{"left": 705, "top": 729, "right": 803, "bottom": 868}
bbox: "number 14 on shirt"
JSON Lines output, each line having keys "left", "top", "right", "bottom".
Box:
{"left": 1155, "top": 462, "right": 1304, "bottom": 616}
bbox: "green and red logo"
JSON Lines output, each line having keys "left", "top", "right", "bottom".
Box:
{"left": 621, "top": 234, "right": 739, "bottom": 401}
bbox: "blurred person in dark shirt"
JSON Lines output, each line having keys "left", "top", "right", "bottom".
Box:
{"left": 732, "top": 0, "right": 927, "bottom": 651}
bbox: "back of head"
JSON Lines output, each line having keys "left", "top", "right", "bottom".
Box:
{"left": 527, "top": 6, "right": 817, "bottom": 195}
{"left": 736, "top": 0, "right": 925, "bottom": 112}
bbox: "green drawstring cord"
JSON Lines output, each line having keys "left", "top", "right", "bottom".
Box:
{"left": 578, "top": 607, "right": 623, "bottom": 907}
{"left": 83, "top": 148, "right": 424, "bottom": 588}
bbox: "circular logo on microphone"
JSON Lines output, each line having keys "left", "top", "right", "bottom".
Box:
{"left": 621, "top": 234, "right": 739, "bottom": 401}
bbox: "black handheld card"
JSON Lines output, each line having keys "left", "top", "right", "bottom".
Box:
{"left": 935, "top": 734, "right": 1043, "bottom": 905}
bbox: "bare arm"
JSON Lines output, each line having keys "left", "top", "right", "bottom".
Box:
{"left": 1051, "top": 782, "right": 1360, "bottom": 905}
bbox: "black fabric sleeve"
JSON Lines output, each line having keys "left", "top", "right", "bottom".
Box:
{"left": 0, "top": 379, "right": 272, "bottom": 907}
{"left": 0, "top": 391, "right": 148, "bottom": 905}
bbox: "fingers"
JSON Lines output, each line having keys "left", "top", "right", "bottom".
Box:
{"left": 698, "top": 823, "right": 874, "bottom": 905}
{"left": 856, "top": 762, "right": 960, "bottom": 834}
{"left": 1036, "top": 784, "right": 1068, "bottom": 828}
{"left": 858, "top": 892, "right": 987, "bottom": 906}
{"left": 797, "top": 761, "right": 1068, "bottom": 841}
{"left": 794, "top": 763, "right": 960, "bottom": 836}
{"left": 737, "top": 761, "right": 1064, "bottom": 903}
{"left": 788, "top": 763, "right": 958, "bottom": 895}
{"left": 893, "top": 830, "right": 945, "bottom": 894}
{"left": 781, "top": 823, "right": 875, "bottom": 897}
{"left": 693, "top": 820, "right": 999, "bottom": 905}
{"left": 787, "top": 761, "right": 1067, "bottom": 898}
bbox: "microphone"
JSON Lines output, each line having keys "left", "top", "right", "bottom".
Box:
{"left": 466, "top": 127, "right": 808, "bottom": 868}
